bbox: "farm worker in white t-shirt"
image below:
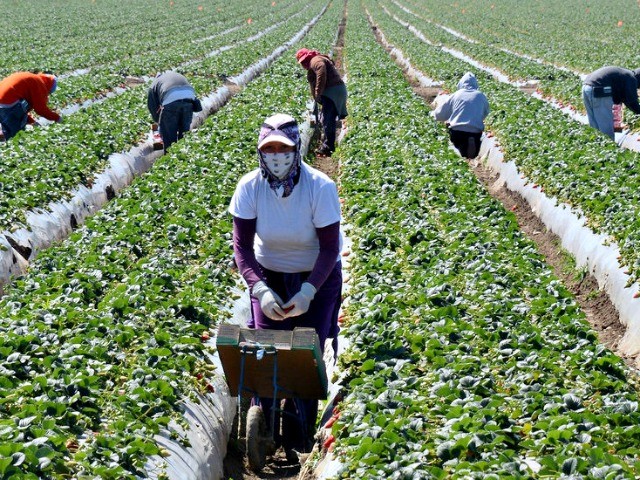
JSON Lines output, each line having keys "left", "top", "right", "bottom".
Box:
{"left": 228, "top": 113, "right": 342, "bottom": 459}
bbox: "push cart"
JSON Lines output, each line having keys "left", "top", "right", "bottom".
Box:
{"left": 216, "top": 324, "right": 328, "bottom": 471}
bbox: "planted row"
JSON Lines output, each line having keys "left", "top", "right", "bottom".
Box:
{"left": 367, "top": 0, "right": 640, "bottom": 288}
{"left": 324, "top": 2, "right": 640, "bottom": 478}
{"left": 0, "top": 1, "right": 343, "bottom": 476}
{"left": 0, "top": 0, "right": 326, "bottom": 231}
{"left": 385, "top": 0, "right": 640, "bottom": 132}
{"left": 380, "top": 0, "right": 584, "bottom": 111}
{"left": 1, "top": 0, "right": 280, "bottom": 77}
{"left": 51, "top": 0, "right": 310, "bottom": 107}
{"left": 398, "top": 0, "right": 640, "bottom": 75}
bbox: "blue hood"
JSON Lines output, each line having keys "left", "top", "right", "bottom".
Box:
{"left": 458, "top": 72, "right": 478, "bottom": 91}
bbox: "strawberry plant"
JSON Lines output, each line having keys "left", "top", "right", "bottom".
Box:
{"left": 0, "top": 1, "right": 342, "bottom": 476}
{"left": 366, "top": 0, "right": 640, "bottom": 291}
{"left": 323, "top": 3, "right": 640, "bottom": 478}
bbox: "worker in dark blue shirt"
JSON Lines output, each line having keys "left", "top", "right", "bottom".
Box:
{"left": 582, "top": 66, "right": 640, "bottom": 140}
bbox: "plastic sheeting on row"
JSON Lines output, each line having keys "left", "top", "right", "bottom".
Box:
{"left": 229, "top": 6, "right": 327, "bottom": 88}
{"left": 368, "top": 9, "right": 441, "bottom": 89}
{"left": 389, "top": 0, "right": 586, "bottom": 80}
{"left": 0, "top": 141, "right": 164, "bottom": 274}
{"left": 381, "top": 5, "right": 518, "bottom": 86}
{"left": 477, "top": 133, "right": 640, "bottom": 359}
{"left": 144, "top": 376, "right": 235, "bottom": 480}
{"left": 182, "top": 13, "right": 300, "bottom": 70}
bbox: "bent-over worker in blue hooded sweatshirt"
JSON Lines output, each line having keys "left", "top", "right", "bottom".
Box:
{"left": 433, "top": 72, "right": 490, "bottom": 159}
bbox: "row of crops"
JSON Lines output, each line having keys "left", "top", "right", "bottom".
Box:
{"left": 0, "top": 0, "right": 344, "bottom": 477}
{"left": 0, "top": 0, "right": 322, "bottom": 230}
{"left": 383, "top": 0, "right": 640, "bottom": 132}
{"left": 397, "top": 0, "right": 640, "bottom": 74}
{"left": 364, "top": 1, "right": 640, "bottom": 306}
{"left": 2, "top": 0, "right": 640, "bottom": 478}
{"left": 319, "top": 1, "right": 640, "bottom": 478}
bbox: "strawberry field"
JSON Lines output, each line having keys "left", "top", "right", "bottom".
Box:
{"left": 1, "top": 0, "right": 640, "bottom": 479}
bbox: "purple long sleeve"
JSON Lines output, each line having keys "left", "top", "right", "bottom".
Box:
{"left": 233, "top": 216, "right": 265, "bottom": 290}
{"left": 306, "top": 221, "right": 340, "bottom": 290}
{"left": 233, "top": 217, "right": 340, "bottom": 291}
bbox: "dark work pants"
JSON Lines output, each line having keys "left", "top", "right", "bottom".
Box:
{"left": 249, "top": 262, "right": 342, "bottom": 452}
{"left": 158, "top": 99, "right": 193, "bottom": 151}
{"left": 319, "top": 95, "right": 338, "bottom": 153}
{"left": 449, "top": 129, "right": 482, "bottom": 159}
{"left": 0, "top": 100, "right": 29, "bottom": 140}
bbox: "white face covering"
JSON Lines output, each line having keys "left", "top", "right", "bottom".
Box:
{"left": 262, "top": 152, "right": 295, "bottom": 179}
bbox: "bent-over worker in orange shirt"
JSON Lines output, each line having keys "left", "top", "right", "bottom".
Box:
{"left": 0, "top": 72, "right": 61, "bottom": 140}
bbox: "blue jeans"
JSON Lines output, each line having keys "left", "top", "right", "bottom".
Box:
{"left": 319, "top": 95, "right": 338, "bottom": 153}
{"left": 582, "top": 84, "right": 614, "bottom": 140}
{"left": 158, "top": 99, "right": 193, "bottom": 151}
{"left": 0, "top": 100, "right": 29, "bottom": 140}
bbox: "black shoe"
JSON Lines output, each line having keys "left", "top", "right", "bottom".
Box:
{"left": 285, "top": 448, "right": 300, "bottom": 463}
{"left": 317, "top": 146, "right": 333, "bottom": 156}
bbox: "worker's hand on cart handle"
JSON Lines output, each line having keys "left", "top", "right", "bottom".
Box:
{"left": 252, "top": 281, "right": 287, "bottom": 320}
{"left": 282, "top": 282, "right": 316, "bottom": 318}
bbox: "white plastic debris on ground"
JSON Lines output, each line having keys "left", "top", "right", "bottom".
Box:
{"left": 478, "top": 134, "right": 640, "bottom": 359}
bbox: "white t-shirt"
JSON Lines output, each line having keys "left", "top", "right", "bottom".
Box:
{"left": 229, "top": 162, "right": 342, "bottom": 272}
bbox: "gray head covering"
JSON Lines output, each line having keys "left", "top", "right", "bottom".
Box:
{"left": 457, "top": 72, "right": 479, "bottom": 91}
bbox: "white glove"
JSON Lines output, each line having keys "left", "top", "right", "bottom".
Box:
{"left": 252, "top": 281, "right": 286, "bottom": 320}
{"left": 281, "top": 282, "right": 316, "bottom": 318}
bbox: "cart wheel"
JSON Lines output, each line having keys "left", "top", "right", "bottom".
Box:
{"left": 246, "top": 405, "right": 268, "bottom": 472}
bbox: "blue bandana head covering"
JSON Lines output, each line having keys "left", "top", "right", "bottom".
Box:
{"left": 257, "top": 113, "right": 301, "bottom": 198}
